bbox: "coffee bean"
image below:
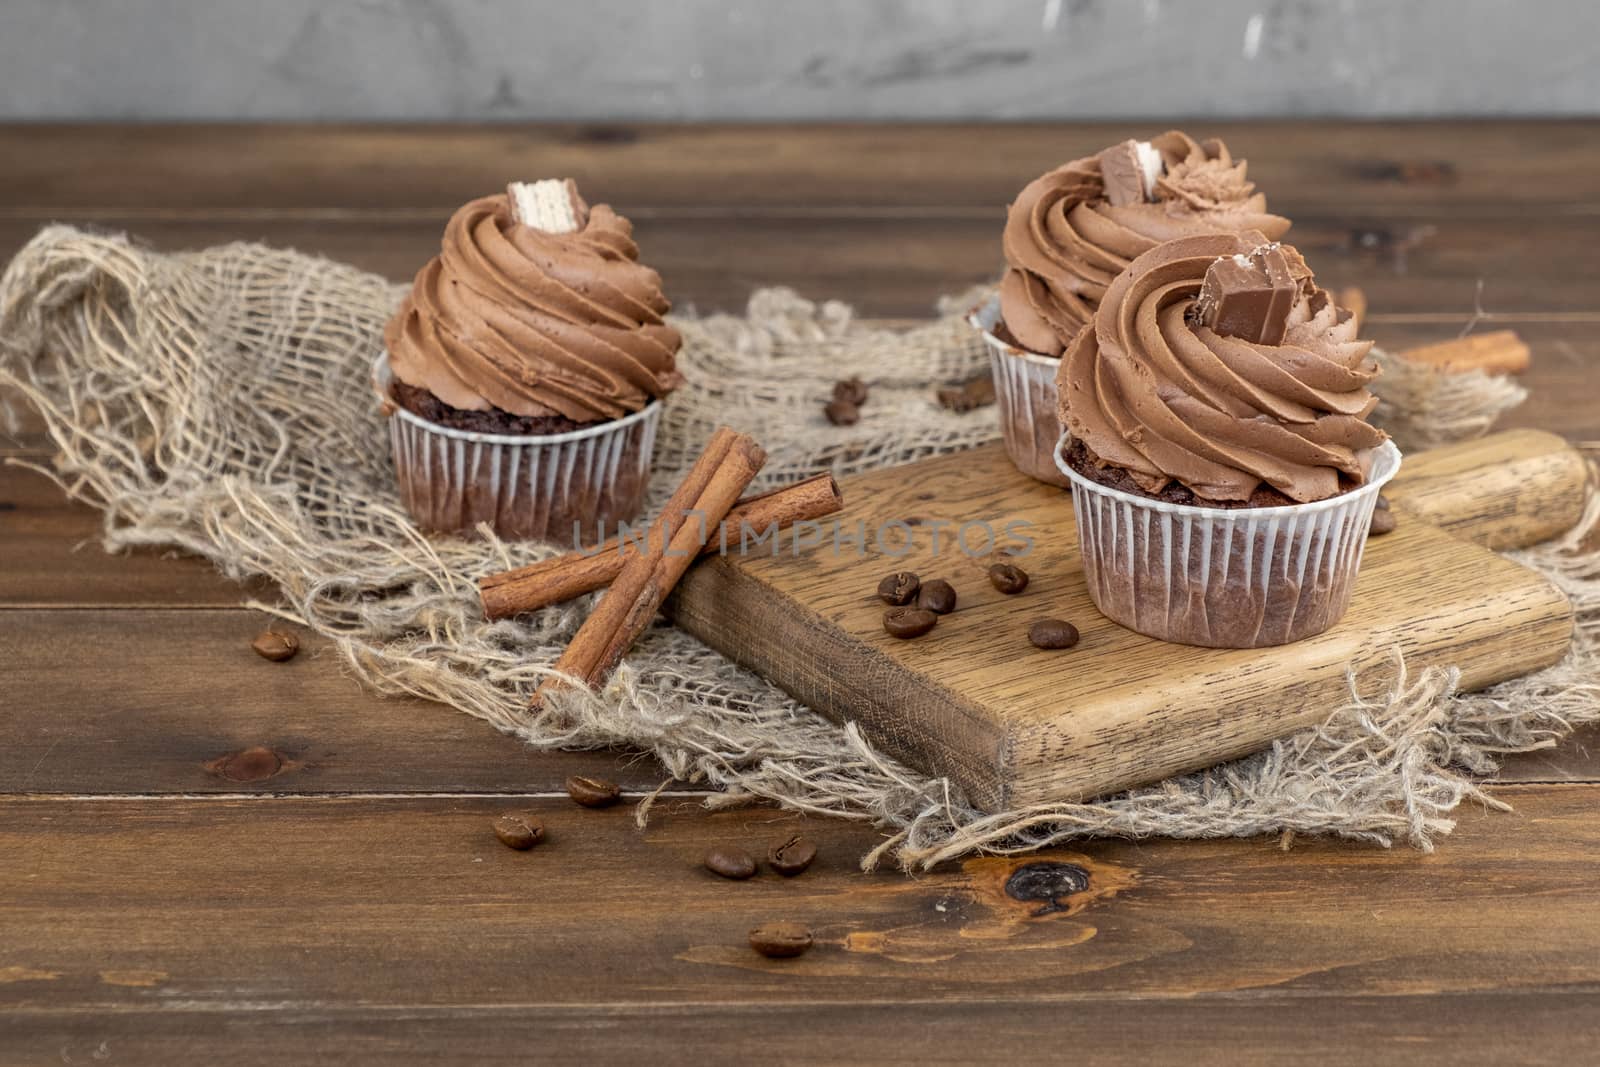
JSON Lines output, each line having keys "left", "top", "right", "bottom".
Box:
{"left": 704, "top": 846, "right": 757, "bottom": 880}
{"left": 988, "top": 563, "right": 1030, "bottom": 595}
{"left": 1375, "top": 493, "right": 1391, "bottom": 511}
{"left": 936, "top": 373, "right": 996, "bottom": 413}
{"left": 876, "top": 571, "right": 921, "bottom": 606}
{"left": 1028, "top": 618, "right": 1080, "bottom": 650}
{"left": 492, "top": 812, "right": 545, "bottom": 850}
{"left": 749, "top": 921, "right": 814, "bottom": 959}
{"left": 883, "top": 606, "right": 938, "bottom": 640}
{"left": 917, "top": 578, "right": 958, "bottom": 615}
{"left": 832, "top": 377, "right": 869, "bottom": 406}
{"left": 823, "top": 398, "right": 859, "bottom": 426}
{"left": 768, "top": 835, "right": 818, "bottom": 877}
{"left": 1368, "top": 508, "right": 1397, "bottom": 536}
{"left": 565, "top": 775, "right": 621, "bottom": 808}
{"left": 251, "top": 630, "right": 299, "bottom": 662}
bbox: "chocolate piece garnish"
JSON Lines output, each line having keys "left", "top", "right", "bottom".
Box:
{"left": 1193, "top": 244, "right": 1308, "bottom": 345}
{"left": 1095, "top": 139, "right": 1150, "bottom": 207}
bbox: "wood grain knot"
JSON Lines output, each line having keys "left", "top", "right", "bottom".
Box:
{"left": 0, "top": 501, "right": 15, "bottom": 511}
{"left": 1005, "top": 861, "right": 1090, "bottom": 917}
{"left": 206, "top": 746, "right": 286, "bottom": 782}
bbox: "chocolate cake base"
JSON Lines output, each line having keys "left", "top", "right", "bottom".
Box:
{"left": 392, "top": 380, "right": 602, "bottom": 437}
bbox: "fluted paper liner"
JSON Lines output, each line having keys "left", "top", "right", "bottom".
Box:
{"left": 969, "top": 295, "right": 1068, "bottom": 487}
{"left": 374, "top": 353, "right": 660, "bottom": 545}
{"left": 1055, "top": 432, "right": 1403, "bottom": 647}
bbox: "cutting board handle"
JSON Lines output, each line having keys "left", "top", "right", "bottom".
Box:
{"left": 1388, "top": 429, "right": 1590, "bottom": 549}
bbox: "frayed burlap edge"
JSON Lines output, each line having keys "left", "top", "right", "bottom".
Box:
{"left": 2, "top": 224, "right": 1595, "bottom": 871}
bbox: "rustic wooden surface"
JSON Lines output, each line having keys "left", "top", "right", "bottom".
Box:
{"left": 2, "top": 123, "right": 1598, "bottom": 1064}
{"left": 672, "top": 431, "right": 1581, "bottom": 808}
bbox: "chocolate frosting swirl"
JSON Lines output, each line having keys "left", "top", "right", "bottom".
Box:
{"left": 1000, "top": 131, "right": 1291, "bottom": 356}
{"left": 1056, "top": 232, "right": 1386, "bottom": 504}
{"left": 384, "top": 187, "right": 682, "bottom": 423}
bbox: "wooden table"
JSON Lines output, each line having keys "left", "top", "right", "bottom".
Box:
{"left": 2, "top": 123, "right": 1598, "bottom": 1064}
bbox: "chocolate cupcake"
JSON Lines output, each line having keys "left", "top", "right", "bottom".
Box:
{"left": 374, "top": 180, "right": 683, "bottom": 544}
{"left": 971, "top": 132, "right": 1290, "bottom": 486}
{"left": 1052, "top": 232, "right": 1400, "bottom": 648}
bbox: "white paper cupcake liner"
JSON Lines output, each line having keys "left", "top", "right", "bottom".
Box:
{"left": 373, "top": 353, "right": 660, "bottom": 546}
{"left": 969, "top": 295, "right": 1069, "bottom": 488}
{"left": 1054, "top": 433, "right": 1403, "bottom": 648}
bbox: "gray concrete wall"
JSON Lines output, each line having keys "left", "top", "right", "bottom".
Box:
{"left": 2, "top": 0, "right": 1595, "bottom": 121}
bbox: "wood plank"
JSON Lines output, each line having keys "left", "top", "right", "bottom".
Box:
{"left": 0, "top": 608, "right": 675, "bottom": 796}
{"left": 0, "top": 786, "right": 1596, "bottom": 1014}
{"left": 0, "top": 463, "right": 257, "bottom": 608}
{"left": 5, "top": 991, "right": 1598, "bottom": 1067}
{"left": 3, "top": 212, "right": 1600, "bottom": 320}
{"left": 0, "top": 122, "right": 1595, "bottom": 214}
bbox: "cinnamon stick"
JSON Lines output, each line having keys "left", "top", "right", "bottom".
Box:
{"left": 479, "top": 473, "right": 841, "bottom": 619}
{"left": 1398, "top": 329, "right": 1530, "bottom": 375}
{"left": 532, "top": 429, "right": 766, "bottom": 707}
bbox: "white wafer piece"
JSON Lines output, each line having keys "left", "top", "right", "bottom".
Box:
{"left": 508, "top": 179, "right": 580, "bottom": 233}
{"left": 1133, "top": 140, "right": 1164, "bottom": 200}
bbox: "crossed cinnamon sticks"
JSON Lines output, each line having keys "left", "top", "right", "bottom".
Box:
{"left": 480, "top": 428, "right": 843, "bottom": 709}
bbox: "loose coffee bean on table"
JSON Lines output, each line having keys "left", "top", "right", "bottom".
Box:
{"left": 1028, "top": 618, "right": 1080, "bottom": 650}
{"left": 565, "top": 775, "right": 622, "bottom": 808}
{"left": 823, "top": 398, "right": 859, "bottom": 426}
{"left": 749, "top": 921, "right": 814, "bottom": 959}
{"left": 883, "top": 606, "right": 938, "bottom": 640}
{"left": 833, "top": 377, "right": 869, "bottom": 406}
{"left": 704, "top": 845, "right": 758, "bottom": 880}
{"left": 1368, "top": 508, "right": 1397, "bottom": 536}
{"left": 768, "top": 835, "right": 818, "bottom": 877}
{"left": 917, "top": 578, "right": 958, "bottom": 615}
{"left": 876, "top": 571, "right": 921, "bottom": 606}
{"left": 988, "top": 563, "right": 1030, "bottom": 595}
{"left": 251, "top": 630, "right": 299, "bottom": 662}
{"left": 492, "top": 812, "right": 545, "bottom": 850}
{"left": 936, "top": 373, "right": 996, "bottom": 413}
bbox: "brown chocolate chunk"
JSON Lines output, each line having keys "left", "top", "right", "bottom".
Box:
{"left": 1194, "top": 244, "right": 1307, "bottom": 346}
{"left": 1095, "top": 139, "right": 1149, "bottom": 207}
{"left": 917, "top": 579, "right": 958, "bottom": 615}
{"left": 1368, "top": 508, "right": 1397, "bottom": 536}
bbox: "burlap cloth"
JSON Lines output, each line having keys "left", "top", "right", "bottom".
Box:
{"left": 3, "top": 225, "right": 1597, "bottom": 869}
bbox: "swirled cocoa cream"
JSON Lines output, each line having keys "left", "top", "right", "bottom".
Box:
{"left": 1057, "top": 233, "right": 1386, "bottom": 505}
{"left": 384, "top": 180, "right": 683, "bottom": 425}
{"left": 1000, "top": 132, "right": 1291, "bottom": 356}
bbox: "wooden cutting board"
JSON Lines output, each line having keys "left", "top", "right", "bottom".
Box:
{"left": 669, "top": 429, "right": 1587, "bottom": 811}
